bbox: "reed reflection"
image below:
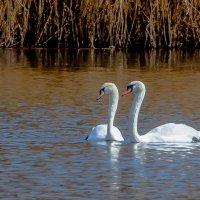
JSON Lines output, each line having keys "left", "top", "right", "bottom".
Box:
{"left": 0, "top": 49, "right": 200, "bottom": 71}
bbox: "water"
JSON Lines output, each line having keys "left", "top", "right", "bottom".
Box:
{"left": 0, "top": 49, "right": 200, "bottom": 199}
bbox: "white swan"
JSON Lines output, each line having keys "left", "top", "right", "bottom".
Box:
{"left": 122, "top": 81, "right": 200, "bottom": 143}
{"left": 85, "top": 83, "right": 124, "bottom": 142}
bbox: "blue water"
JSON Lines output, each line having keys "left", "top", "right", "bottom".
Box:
{"left": 0, "top": 49, "right": 200, "bottom": 199}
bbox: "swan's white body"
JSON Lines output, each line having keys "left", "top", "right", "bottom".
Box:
{"left": 124, "top": 81, "right": 200, "bottom": 143}
{"left": 86, "top": 83, "right": 124, "bottom": 142}
{"left": 88, "top": 124, "right": 123, "bottom": 141}
{"left": 136, "top": 123, "right": 199, "bottom": 143}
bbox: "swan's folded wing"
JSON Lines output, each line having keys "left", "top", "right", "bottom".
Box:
{"left": 86, "top": 124, "right": 107, "bottom": 141}
{"left": 142, "top": 123, "right": 199, "bottom": 143}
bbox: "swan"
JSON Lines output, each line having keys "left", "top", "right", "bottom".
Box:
{"left": 122, "top": 81, "right": 200, "bottom": 143}
{"left": 85, "top": 83, "right": 124, "bottom": 142}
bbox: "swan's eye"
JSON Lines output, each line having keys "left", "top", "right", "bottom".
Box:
{"left": 130, "top": 84, "right": 136, "bottom": 91}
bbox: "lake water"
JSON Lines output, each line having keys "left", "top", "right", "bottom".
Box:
{"left": 0, "top": 48, "right": 200, "bottom": 199}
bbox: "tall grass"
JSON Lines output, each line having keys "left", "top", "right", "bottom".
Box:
{"left": 0, "top": 0, "right": 200, "bottom": 48}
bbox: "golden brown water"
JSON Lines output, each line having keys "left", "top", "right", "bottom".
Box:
{"left": 0, "top": 49, "right": 200, "bottom": 199}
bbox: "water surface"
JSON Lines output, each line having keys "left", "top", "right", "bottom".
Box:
{"left": 0, "top": 49, "right": 200, "bottom": 199}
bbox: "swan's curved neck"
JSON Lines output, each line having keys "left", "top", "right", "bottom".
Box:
{"left": 106, "top": 87, "right": 118, "bottom": 140}
{"left": 128, "top": 89, "right": 145, "bottom": 142}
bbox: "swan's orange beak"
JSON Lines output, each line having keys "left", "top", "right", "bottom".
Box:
{"left": 122, "top": 87, "right": 132, "bottom": 96}
{"left": 96, "top": 90, "right": 105, "bottom": 101}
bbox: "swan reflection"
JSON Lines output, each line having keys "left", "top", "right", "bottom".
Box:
{"left": 132, "top": 142, "right": 200, "bottom": 164}
{"left": 88, "top": 141, "right": 122, "bottom": 194}
{"left": 108, "top": 141, "right": 122, "bottom": 164}
{"left": 88, "top": 141, "right": 122, "bottom": 163}
{"left": 108, "top": 142, "right": 122, "bottom": 193}
{"left": 133, "top": 142, "right": 200, "bottom": 152}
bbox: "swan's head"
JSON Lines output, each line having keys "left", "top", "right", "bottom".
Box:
{"left": 96, "top": 83, "right": 117, "bottom": 100}
{"left": 122, "top": 81, "right": 145, "bottom": 96}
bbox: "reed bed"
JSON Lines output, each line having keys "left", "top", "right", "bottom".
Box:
{"left": 0, "top": 0, "right": 200, "bottom": 48}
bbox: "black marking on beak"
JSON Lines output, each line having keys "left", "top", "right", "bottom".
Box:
{"left": 96, "top": 88, "right": 105, "bottom": 101}
{"left": 122, "top": 85, "right": 132, "bottom": 96}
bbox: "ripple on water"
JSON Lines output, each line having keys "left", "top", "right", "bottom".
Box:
{"left": 0, "top": 49, "right": 200, "bottom": 199}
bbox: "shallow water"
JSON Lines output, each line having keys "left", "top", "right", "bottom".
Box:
{"left": 0, "top": 49, "right": 200, "bottom": 199}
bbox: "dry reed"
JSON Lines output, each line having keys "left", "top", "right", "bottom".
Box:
{"left": 0, "top": 0, "right": 200, "bottom": 48}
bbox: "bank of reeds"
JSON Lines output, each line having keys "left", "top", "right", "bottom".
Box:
{"left": 0, "top": 0, "right": 200, "bottom": 48}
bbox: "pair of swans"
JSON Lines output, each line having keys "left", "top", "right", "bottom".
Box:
{"left": 86, "top": 81, "right": 200, "bottom": 143}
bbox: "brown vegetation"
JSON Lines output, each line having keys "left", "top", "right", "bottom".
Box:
{"left": 0, "top": 0, "right": 200, "bottom": 49}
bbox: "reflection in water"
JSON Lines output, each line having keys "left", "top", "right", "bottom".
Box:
{"left": 132, "top": 142, "right": 200, "bottom": 162}
{"left": 108, "top": 142, "right": 121, "bottom": 195}
{"left": 92, "top": 141, "right": 122, "bottom": 195}
{"left": 87, "top": 141, "right": 122, "bottom": 185}
{"left": 0, "top": 49, "right": 200, "bottom": 199}
{"left": 0, "top": 48, "right": 200, "bottom": 71}
{"left": 132, "top": 142, "right": 200, "bottom": 171}
{"left": 134, "top": 142, "right": 200, "bottom": 152}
